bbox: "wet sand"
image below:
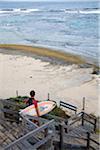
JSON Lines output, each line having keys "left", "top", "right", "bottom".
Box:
{"left": 0, "top": 45, "right": 99, "bottom": 116}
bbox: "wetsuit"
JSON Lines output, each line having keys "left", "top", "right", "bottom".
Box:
{"left": 26, "top": 97, "right": 39, "bottom": 117}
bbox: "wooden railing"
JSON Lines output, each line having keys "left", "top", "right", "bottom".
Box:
{"left": 57, "top": 111, "right": 99, "bottom": 150}
{"left": 0, "top": 99, "right": 99, "bottom": 150}
{"left": 86, "top": 132, "right": 100, "bottom": 150}
{"left": 4, "top": 119, "right": 54, "bottom": 150}
{"left": 82, "top": 112, "right": 97, "bottom": 132}
{"left": 64, "top": 111, "right": 97, "bottom": 132}
{"left": 59, "top": 123, "right": 100, "bottom": 150}
{"left": 0, "top": 99, "right": 25, "bottom": 122}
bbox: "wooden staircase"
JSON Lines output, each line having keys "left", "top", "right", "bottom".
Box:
{"left": 52, "top": 112, "right": 100, "bottom": 150}
{"left": 0, "top": 116, "right": 55, "bottom": 150}
{"left": 0, "top": 99, "right": 99, "bottom": 150}
{"left": 0, "top": 116, "right": 36, "bottom": 148}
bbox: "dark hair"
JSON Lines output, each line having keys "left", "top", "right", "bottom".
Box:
{"left": 30, "top": 90, "right": 35, "bottom": 97}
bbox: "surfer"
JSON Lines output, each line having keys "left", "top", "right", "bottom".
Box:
{"left": 25, "top": 90, "right": 40, "bottom": 125}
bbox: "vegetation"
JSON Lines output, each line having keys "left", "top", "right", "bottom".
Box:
{"left": 7, "top": 96, "right": 28, "bottom": 104}
{"left": 0, "top": 44, "right": 85, "bottom": 64}
{"left": 4, "top": 96, "right": 28, "bottom": 110}
{"left": 49, "top": 106, "right": 69, "bottom": 118}
{"left": 3, "top": 96, "right": 69, "bottom": 118}
{"left": 96, "top": 128, "right": 100, "bottom": 134}
{"left": 92, "top": 65, "right": 99, "bottom": 75}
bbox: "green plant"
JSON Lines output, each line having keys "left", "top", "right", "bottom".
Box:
{"left": 49, "top": 106, "right": 69, "bottom": 119}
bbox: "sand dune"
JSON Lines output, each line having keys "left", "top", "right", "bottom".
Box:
{"left": 0, "top": 50, "right": 99, "bottom": 116}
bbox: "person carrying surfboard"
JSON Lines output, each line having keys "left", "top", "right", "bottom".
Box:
{"left": 25, "top": 90, "right": 40, "bottom": 125}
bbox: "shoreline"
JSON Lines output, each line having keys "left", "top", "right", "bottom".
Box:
{"left": 0, "top": 44, "right": 89, "bottom": 65}
{"left": 0, "top": 44, "right": 99, "bottom": 116}
{"left": 0, "top": 44, "right": 99, "bottom": 72}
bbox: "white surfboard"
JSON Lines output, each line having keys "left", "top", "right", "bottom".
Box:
{"left": 20, "top": 100, "right": 56, "bottom": 116}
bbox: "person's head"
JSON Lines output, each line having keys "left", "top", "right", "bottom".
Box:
{"left": 30, "top": 90, "right": 35, "bottom": 97}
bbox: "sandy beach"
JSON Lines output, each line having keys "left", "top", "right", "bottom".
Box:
{"left": 0, "top": 46, "right": 99, "bottom": 116}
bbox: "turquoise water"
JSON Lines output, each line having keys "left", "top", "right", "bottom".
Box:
{"left": 0, "top": 1, "right": 99, "bottom": 63}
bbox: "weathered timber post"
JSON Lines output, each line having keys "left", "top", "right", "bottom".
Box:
{"left": 87, "top": 132, "right": 90, "bottom": 149}
{"left": 94, "top": 118, "right": 97, "bottom": 133}
{"left": 82, "top": 112, "right": 84, "bottom": 126}
{"left": 75, "top": 109, "right": 77, "bottom": 114}
{"left": 81, "top": 97, "right": 85, "bottom": 126}
{"left": 44, "top": 128, "right": 48, "bottom": 137}
{"left": 48, "top": 93, "right": 50, "bottom": 100}
{"left": 0, "top": 100, "right": 4, "bottom": 118}
{"left": 82, "top": 97, "right": 85, "bottom": 111}
{"left": 65, "top": 120, "right": 68, "bottom": 133}
{"left": 59, "top": 123, "right": 64, "bottom": 150}
{"left": 16, "top": 90, "right": 19, "bottom": 97}
{"left": 16, "top": 111, "right": 20, "bottom": 124}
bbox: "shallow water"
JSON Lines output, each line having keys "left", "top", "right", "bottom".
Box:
{"left": 0, "top": 1, "right": 99, "bottom": 63}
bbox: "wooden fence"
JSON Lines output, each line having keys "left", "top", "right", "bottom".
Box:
{"left": 60, "top": 101, "right": 77, "bottom": 114}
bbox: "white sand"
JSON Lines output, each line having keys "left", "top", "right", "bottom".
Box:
{"left": 0, "top": 53, "right": 99, "bottom": 116}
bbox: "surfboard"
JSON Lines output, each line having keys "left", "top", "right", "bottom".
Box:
{"left": 20, "top": 100, "right": 56, "bottom": 117}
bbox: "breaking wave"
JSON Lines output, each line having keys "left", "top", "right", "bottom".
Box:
{"left": 0, "top": 8, "right": 40, "bottom": 14}
{"left": 0, "top": 8, "right": 100, "bottom": 14}
{"left": 64, "top": 8, "right": 100, "bottom": 14}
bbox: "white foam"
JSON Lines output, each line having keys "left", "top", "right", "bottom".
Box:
{"left": 18, "top": 8, "right": 40, "bottom": 13}
{"left": 79, "top": 10, "right": 100, "bottom": 14}
{"left": 65, "top": 10, "right": 79, "bottom": 14}
{"left": 13, "top": 8, "right": 21, "bottom": 12}
{"left": 0, "top": 8, "right": 99, "bottom": 14}
{"left": 0, "top": 11, "right": 3, "bottom": 14}
{"left": 65, "top": 9, "right": 100, "bottom": 14}
{"left": 0, "top": 8, "right": 40, "bottom": 14}
{"left": 0, "top": 10, "right": 10, "bottom": 14}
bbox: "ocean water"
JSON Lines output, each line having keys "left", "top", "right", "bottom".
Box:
{"left": 0, "top": 1, "right": 99, "bottom": 63}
